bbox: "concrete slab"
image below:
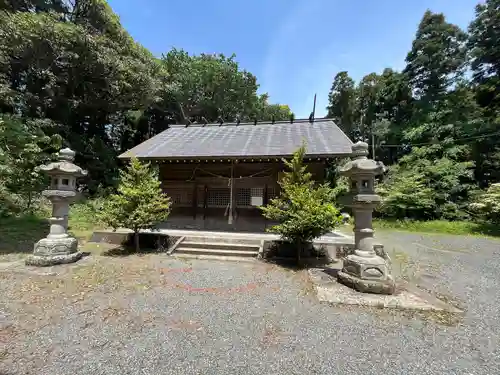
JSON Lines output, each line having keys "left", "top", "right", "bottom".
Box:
{"left": 308, "top": 267, "right": 463, "bottom": 313}
{"left": 88, "top": 229, "right": 354, "bottom": 262}
{"left": 109, "top": 228, "right": 354, "bottom": 244}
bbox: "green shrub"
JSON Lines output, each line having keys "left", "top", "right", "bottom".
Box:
{"left": 377, "top": 156, "right": 474, "bottom": 220}
{"left": 99, "top": 158, "right": 172, "bottom": 251}
{"left": 261, "top": 145, "right": 342, "bottom": 264}
{"left": 70, "top": 198, "right": 105, "bottom": 231}
{"left": 469, "top": 183, "right": 500, "bottom": 224}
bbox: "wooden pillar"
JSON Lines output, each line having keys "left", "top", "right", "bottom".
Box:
{"left": 203, "top": 185, "right": 208, "bottom": 220}
{"left": 192, "top": 183, "right": 197, "bottom": 219}
{"left": 275, "top": 162, "right": 282, "bottom": 197}
{"left": 228, "top": 161, "right": 234, "bottom": 225}
{"left": 323, "top": 159, "right": 328, "bottom": 183}
{"left": 263, "top": 183, "right": 268, "bottom": 230}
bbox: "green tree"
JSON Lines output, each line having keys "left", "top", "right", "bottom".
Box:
{"left": 404, "top": 10, "right": 467, "bottom": 105}
{"left": 0, "top": 115, "right": 61, "bottom": 211}
{"left": 99, "top": 158, "right": 172, "bottom": 251}
{"left": 161, "top": 48, "right": 260, "bottom": 124}
{"left": 379, "top": 154, "right": 474, "bottom": 220}
{"left": 326, "top": 71, "right": 357, "bottom": 140}
{"left": 0, "top": 0, "right": 68, "bottom": 13}
{"left": 377, "top": 166, "right": 435, "bottom": 219}
{"left": 370, "top": 69, "right": 414, "bottom": 165}
{"left": 468, "top": 0, "right": 500, "bottom": 112}
{"left": 468, "top": 0, "right": 500, "bottom": 186}
{"left": 356, "top": 72, "right": 382, "bottom": 143}
{"left": 261, "top": 145, "right": 342, "bottom": 264}
{"left": 402, "top": 10, "right": 469, "bottom": 156}
{"left": 254, "top": 94, "right": 293, "bottom": 121}
{"left": 373, "top": 9, "right": 477, "bottom": 221}
{"left": 0, "top": 8, "right": 161, "bottom": 193}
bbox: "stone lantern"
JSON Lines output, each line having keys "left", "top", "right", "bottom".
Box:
{"left": 337, "top": 141, "right": 395, "bottom": 294}
{"left": 25, "top": 148, "right": 88, "bottom": 267}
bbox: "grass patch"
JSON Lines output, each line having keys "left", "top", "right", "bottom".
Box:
{"left": 0, "top": 214, "right": 49, "bottom": 258}
{"left": 0, "top": 200, "right": 103, "bottom": 261}
{"left": 373, "top": 219, "right": 500, "bottom": 238}
{"left": 68, "top": 199, "right": 104, "bottom": 234}
{"left": 334, "top": 219, "right": 499, "bottom": 238}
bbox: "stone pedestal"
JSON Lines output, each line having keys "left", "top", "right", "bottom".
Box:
{"left": 338, "top": 254, "right": 395, "bottom": 295}
{"left": 337, "top": 142, "right": 395, "bottom": 295}
{"left": 25, "top": 148, "right": 87, "bottom": 267}
{"left": 26, "top": 237, "right": 82, "bottom": 267}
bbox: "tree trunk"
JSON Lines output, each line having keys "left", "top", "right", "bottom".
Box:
{"left": 27, "top": 190, "right": 32, "bottom": 211}
{"left": 134, "top": 231, "right": 140, "bottom": 252}
{"left": 297, "top": 241, "right": 302, "bottom": 267}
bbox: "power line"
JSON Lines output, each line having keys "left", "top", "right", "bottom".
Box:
{"left": 374, "top": 130, "right": 500, "bottom": 148}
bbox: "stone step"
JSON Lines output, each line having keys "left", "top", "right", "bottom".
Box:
{"left": 181, "top": 236, "right": 262, "bottom": 246}
{"left": 172, "top": 253, "right": 258, "bottom": 263}
{"left": 180, "top": 241, "right": 260, "bottom": 252}
{"left": 175, "top": 247, "right": 259, "bottom": 258}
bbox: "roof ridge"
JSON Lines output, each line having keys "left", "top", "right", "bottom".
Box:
{"left": 168, "top": 117, "right": 333, "bottom": 128}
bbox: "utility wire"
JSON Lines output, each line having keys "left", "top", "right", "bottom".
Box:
{"left": 374, "top": 130, "right": 500, "bottom": 148}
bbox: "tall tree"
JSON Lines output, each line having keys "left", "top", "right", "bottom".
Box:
{"left": 161, "top": 49, "right": 260, "bottom": 124}
{"left": 379, "top": 10, "right": 475, "bottom": 221}
{"left": 0, "top": 7, "right": 161, "bottom": 192}
{"left": 468, "top": 0, "right": 500, "bottom": 111}
{"left": 326, "top": 71, "right": 357, "bottom": 140}
{"left": 468, "top": 0, "right": 500, "bottom": 186}
{"left": 355, "top": 72, "right": 385, "bottom": 160}
{"left": 402, "top": 10, "right": 470, "bottom": 150}
{"left": 404, "top": 10, "right": 467, "bottom": 106}
{"left": 371, "top": 69, "right": 413, "bottom": 164}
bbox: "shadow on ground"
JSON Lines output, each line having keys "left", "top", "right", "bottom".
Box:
{"left": 85, "top": 232, "right": 178, "bottom": 257}
{"left": 101, "top": 245, "right": 168, "bottom": 257}
{"left": 468, "top": 222, "right": 500, "bottom": 237}
{"left": 262, "top": 241, "right": 335, "bottom": 270}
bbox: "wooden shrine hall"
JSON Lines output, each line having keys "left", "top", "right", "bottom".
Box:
{"left": 118, "top": 117, "right": 353, "bottom": 232}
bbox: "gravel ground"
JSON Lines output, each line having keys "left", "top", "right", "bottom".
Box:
{"left": 1, "top": 232, "right": 500, "bottom": 375}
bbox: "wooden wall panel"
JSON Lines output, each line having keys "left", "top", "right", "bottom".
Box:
{"left": 160, "top": 161, "right": 327, "bottom": 189}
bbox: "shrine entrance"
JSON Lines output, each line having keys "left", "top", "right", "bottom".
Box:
{"left": 157, "top": 159, "right": 326, "bottom": 232}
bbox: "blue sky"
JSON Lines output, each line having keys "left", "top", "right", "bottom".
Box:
{"left": 108, "top": 0, "right": 480, "bottom": 118}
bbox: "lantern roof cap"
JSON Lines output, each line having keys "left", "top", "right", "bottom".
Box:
{"left": 352, "top": 141, "right": 369, "bottom": 158}
{"left": 59, "top": 148, "right": 76, "bottom": 161}
{"left": 339, "top": 141, "right": 384, "bottom": 176}
{"left": 38, "top": 148, "right": 88, "bottom": 177}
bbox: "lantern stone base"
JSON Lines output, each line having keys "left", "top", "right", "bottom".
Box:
{"left": 25, "top": 252, "right": 84, "bottom": 267}
{"left": 338, "top": 253, "right": 396, "bottom": 295}
{"left": 26, "top": 237, "right": 83, "bottom": 267}
{"left": 337, "top": 270, "right": 396, "bottom": 295}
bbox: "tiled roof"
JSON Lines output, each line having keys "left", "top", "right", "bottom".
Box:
{"left": 118, "top": 118, "right": 353, "bottom": 159}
